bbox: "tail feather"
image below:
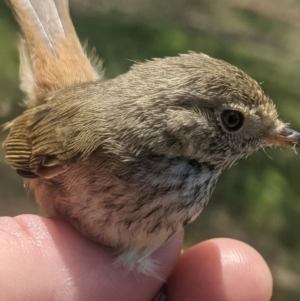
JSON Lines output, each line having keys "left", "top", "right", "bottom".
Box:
{"left": 10, "top": 0, "right": 70, "bottom": 51}
{"left": 7, "top": 0, "right": 102, "bottom": 107}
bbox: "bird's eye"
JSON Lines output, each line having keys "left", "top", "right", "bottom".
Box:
{"left": 221, "top": 110, "right": 244, "bottom": 131}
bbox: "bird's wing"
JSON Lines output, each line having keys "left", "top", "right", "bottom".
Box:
{"left": 3, "top": 93, "right": 106, "bottom": 179}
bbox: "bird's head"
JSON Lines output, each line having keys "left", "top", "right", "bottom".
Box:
{"left": 123, "top": 53, "right": 300, "bottom": 170}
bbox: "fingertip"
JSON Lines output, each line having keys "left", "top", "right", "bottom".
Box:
{"left": 167, "top": 238, "right": 273, "bottom": 301}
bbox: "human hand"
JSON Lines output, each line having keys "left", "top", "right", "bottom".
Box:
{"left": 0, "top": 215, "right": 272, "bottom": 301}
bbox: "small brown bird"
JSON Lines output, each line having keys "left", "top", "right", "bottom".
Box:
{"left": 3, "top": 0, "right": 300, "bottom": 276}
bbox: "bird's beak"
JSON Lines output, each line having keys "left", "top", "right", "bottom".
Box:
{"left": 264, "top": 127, "right": 300, "bottom": 147}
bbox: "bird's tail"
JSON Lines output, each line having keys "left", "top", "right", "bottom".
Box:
{"left": 7, "top": 0, "right": 102, "bottom": 107}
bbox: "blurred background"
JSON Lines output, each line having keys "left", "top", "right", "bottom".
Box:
{"left": 1, "top": 0, "right": 300, "bottom": 299}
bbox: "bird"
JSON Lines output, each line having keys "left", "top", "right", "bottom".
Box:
{"left": 3, "top": 0, "right": 300, "bottom": 276}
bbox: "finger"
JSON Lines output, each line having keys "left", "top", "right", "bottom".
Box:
{"left": 167, "top": 238, "right": 273, "bottom": 301}
{"left": 0, "top": 214, "right": 183, "bottom": 301}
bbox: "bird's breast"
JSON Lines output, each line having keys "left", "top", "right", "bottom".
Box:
{"left": 30, "top": 154, "right": 221, "bottom": 254}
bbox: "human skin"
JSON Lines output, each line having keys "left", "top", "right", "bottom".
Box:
{"left": 0, "top": 214, "right": 272, "bottom": 301}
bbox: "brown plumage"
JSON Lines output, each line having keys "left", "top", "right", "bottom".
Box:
{"left": 3, "top": 0, "right": 300, "bottom": 276}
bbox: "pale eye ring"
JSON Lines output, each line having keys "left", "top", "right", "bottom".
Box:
{"left": 221, "top": 110, "right": 244, "bottom": 131}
